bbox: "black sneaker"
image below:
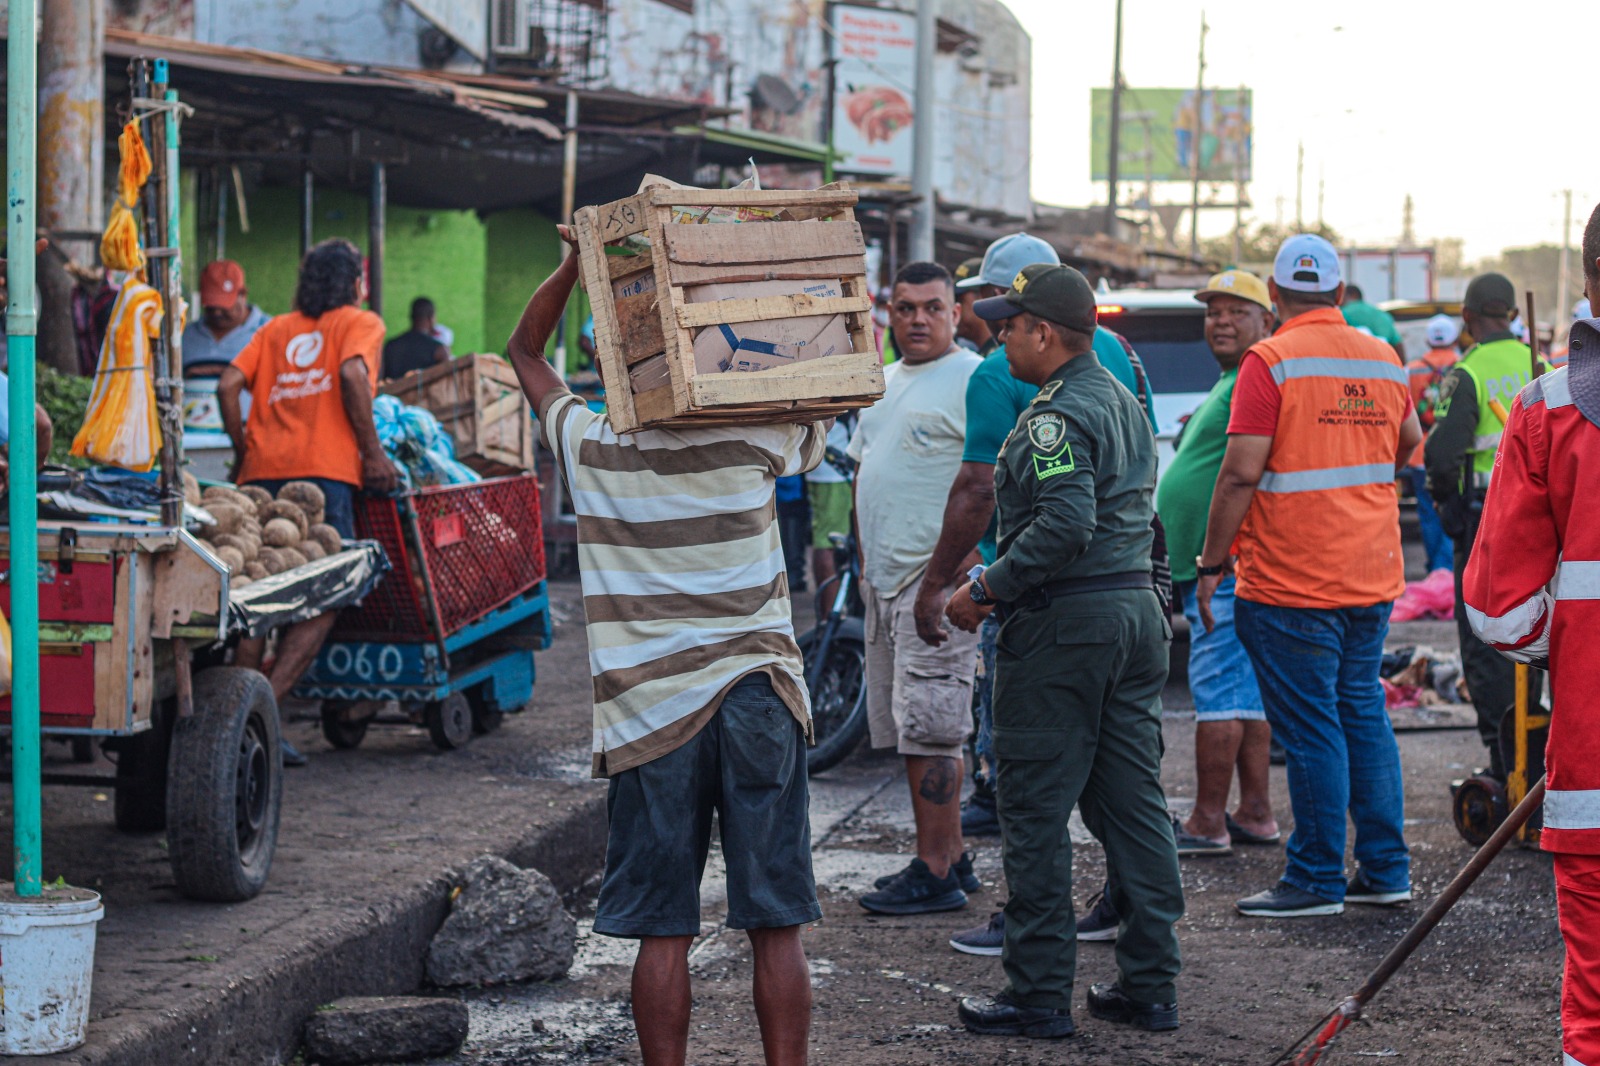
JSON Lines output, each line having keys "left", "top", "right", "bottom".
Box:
{"left": 1235, "top": 881, "right": 1343, "bottom": 918}
{"left": 874, "top": 852, "right": 980, "bottom": 894}
{"left": 1345, "top": 871, "right": 1412, "bottom": 906}
{"left": 1086, "top": 982, "right": 1178, "bottom": 1032}
{"left": 961, "top": 788, "right": 1001, "bottom": 836}
{"left": 950, "top": 911, "right": 1004, "bottom": 956}
{"left": 280, "top": 739, "right": 308, "bottom": 767}
{"left": 859, "top": 858, "right": 968, "bottom": 915}
{"left": 958, "top": 991, "right": 1076, "bottom": 1039}
{"left": 1269, "top": 737, "right": 1287, "bottom": 765}
{"left": 1076, "top": 888, "right": 1119, "bottom": 942}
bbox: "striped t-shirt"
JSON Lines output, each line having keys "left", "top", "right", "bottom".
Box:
{"left": 540, "top": 390, "right": 826, "bottom": 777}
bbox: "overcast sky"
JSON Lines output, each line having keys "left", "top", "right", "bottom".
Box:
{"left": 1001, "top": 0, "right": 1589, "bottom": 261}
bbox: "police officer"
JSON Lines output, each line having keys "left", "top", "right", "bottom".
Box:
{"left": 944, "top": 264, "right": 1182, "bottom": 1038}
{"left": 1425, "top": 272, "right": 1541, "bottom": 779}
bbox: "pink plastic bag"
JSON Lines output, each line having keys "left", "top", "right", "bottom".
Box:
{"left": 1390, "top": 568, "right": 1455, "bottom": 622}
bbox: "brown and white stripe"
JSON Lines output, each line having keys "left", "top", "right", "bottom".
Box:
{"left": 540, "top": 390, "right": 825, "bottom": 776}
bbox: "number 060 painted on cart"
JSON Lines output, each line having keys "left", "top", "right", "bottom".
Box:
{"left": 323, "top": 642, "right": 405, "bottom": 683}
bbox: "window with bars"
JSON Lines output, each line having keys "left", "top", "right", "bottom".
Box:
{"left": 491, "top": 0, "right": 610, "bottom": 86}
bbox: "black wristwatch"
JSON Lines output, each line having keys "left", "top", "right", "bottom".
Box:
{"left": 1195, "top": 557, "right": 1227, "bottom": 578}
{"left": 968, "top": 565, "right": 993, "bottom": 605}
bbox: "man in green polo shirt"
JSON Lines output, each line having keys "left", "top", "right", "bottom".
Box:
{"left": 1156, "top": 270, "right": 1282, "bottom": 855}
{"left": 1341, "top": 284, "right": 1404, "bottom": 357}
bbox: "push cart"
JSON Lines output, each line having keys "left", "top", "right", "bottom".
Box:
{"left": 292, "top": 474, "right": 551, "bottom": 751}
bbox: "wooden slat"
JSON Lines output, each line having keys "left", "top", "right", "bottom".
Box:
{"left": 593, "top": 192, "right": 654, "bottom": 241}
{"left": 663, "top": 220, "right": 863, "bottom": 266}
{"left": 647, "top": 201, "right": 697, "bottom": 420}
{"left": 631, "top": 382, "right": 681, "bottom": 427}
{"left": 574, "top": 204, "right": 639, "bottom": 432}
{"left": 614, "top": 291, "right": 666, "bottom": 364}
{"left": 668, "top": 257, "right": 866, "bottom": 288}
{"left": 676, "top": 294, "right": 872, "bottom": 329}
{"left": 690, "top": 353, "right": 885, "bottom": 408}
{"left": 607, "top": 251, "right": 653, "bottom": 282}
{"left": 648, "top": 185, "right": 858, "bottom": 209}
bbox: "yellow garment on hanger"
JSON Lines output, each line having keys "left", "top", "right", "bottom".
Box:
{"left": 70, "top": 280, "right": 164, "bottom": 471}
{"left": 100, "top": 120, "right": 152, "bottom": 272}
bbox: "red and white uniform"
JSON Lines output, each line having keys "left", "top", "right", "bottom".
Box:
{"left": 1463, "top": 355, "right": 1600, "bottom": 1065}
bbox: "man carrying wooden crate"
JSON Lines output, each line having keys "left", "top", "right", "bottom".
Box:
{"left": 506, "top": 229, "right": 825, "bottom": 1066}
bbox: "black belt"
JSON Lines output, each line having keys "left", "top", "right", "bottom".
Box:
{"left": 1004, "top": 571, "right": 1153, "bottom": 612}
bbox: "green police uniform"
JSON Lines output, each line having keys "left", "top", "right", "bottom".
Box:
{"left": 975, "top": 267, "right": 1183, "bottom": 1013}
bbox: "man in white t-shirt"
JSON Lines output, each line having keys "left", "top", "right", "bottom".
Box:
{"left": 850, "top": 261, "right": 984, "bottom": 916}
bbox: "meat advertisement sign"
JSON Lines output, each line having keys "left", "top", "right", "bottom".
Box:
{"left": 830, "top": 5, "right": 917, "bottom": 177}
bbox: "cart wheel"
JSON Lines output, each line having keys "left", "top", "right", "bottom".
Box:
{"left": 425, "top": 693, "right": 473, "bottom": 750}
{"left": 114, "top": 707, "right": 172, "bottom": 833}
{"left": 71, "top": 736, "right": 96, "bottom": 763}
{"left": 166, "top": 668, "right": 282, "bottom": 902}
{"left": 1452, "top": 773, "right": 1508, "bottom": 847}
{"left": 320, "top": 700, "right": 372, "bottom": 750}
{"left": 467, "top": 686, "right": 503, "bottom": 735}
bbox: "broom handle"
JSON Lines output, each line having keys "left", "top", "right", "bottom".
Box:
{"left": 1351, "top": 776, "right": 1545, "bottom": 1006}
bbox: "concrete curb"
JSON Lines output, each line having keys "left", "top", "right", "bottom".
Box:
{"left": 31, "top": 792, "right": 608, "bottom": 1066}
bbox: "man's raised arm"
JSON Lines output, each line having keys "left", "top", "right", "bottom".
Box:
{"left": 506, "top": 230, "right": 581, "bottom": 413}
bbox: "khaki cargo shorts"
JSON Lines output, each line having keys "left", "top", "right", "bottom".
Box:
{"left": 863, "top": 571, "right": 980, "bottom": 759}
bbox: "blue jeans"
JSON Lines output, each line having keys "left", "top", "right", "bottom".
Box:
{"left": 1233, "top": 598, "right": 1410, "bottom": 901}
{"left": 1406, "top": 466, "right": 1454, "bottom": 573}
{"left": 973, "top": 614, "right": 999, "bottom": 784}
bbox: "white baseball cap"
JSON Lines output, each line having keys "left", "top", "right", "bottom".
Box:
{"left": 1272, "top": 234, "right": 1343, "bottom": 293}
{"left": 958, "top": 232, "right": 1061, "bottom": 292}
{"left": 1574, "top": 298, "right": 1593, "bottom": 321}
{"left": 1510, "top": 317, "right": 1530, "bottom": 341}
{"left": 1424, "top": 314, "right": 1460, "bottom": 349}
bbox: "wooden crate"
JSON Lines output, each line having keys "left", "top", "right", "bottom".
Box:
{"left": 379, "top": 354, "right": 534, "bottom": 476}
{"left": 574, "top": 182, "right": 885, "bottom": 433}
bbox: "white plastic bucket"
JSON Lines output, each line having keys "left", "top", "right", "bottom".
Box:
{"left": 0, "top": 884, "right": 104, "bottom": 1054}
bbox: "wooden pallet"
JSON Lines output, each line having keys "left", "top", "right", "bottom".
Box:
{"left": 379, "top": 354, "right": 534, "bottom": 476}
{"left": 574, "top": 182, "right": 885, "bottom": 433}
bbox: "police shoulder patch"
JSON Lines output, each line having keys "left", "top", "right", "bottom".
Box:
{"left": 1027, "top": 413, "right": 1065, "bottom": 450}
{"left": 1030, "top": 380, "right": 1063, "bottom": 405}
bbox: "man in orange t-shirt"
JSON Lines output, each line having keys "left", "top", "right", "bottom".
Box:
{"left": 219, "top": 238, "right": 399, "bottom": 764}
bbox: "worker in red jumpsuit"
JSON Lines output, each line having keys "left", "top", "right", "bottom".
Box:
{"left": 1464, "top": 205, "right": 1600, "bottom": 1066}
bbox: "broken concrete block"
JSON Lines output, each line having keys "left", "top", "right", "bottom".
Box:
{"left": 302, "top": 996, "right": 468, "bottom": 1065}
{"left": 426, "top": 855, "right": 577, "bottom": 987}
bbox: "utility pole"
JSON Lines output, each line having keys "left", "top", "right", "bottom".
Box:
{"left": 1187, "top": 12, "right": 1207, "bottom": 258}
{"left": 38, "top": 0, "right": 104, "bottom": 374}
{"left": 1294, "top": 140, "right": 1304, "bottom": 230}
{"left": 909, "top": 0, "right": 936, "bottom": 262}
{"left": 1316, "top": 165, "right": 1325, "bottom": 229}
{"left": 1559, "top": 188, "right": 1573, "bottom": 322}
{"left": 1231, "top": 84, "right": 1245, "bottom": 264}
{"left": 1105, "top": 0, "right": 1124, "bottom": 236}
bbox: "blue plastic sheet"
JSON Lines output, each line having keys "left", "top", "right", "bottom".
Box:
{"left": 372, "top": 395, "right": 481, "bottom": 489}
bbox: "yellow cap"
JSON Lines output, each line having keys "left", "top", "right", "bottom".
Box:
{"left": 1195, "top": 269, "right": 1272, "bottom": 312}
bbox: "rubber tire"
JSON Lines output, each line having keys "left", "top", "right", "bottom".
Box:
{"left": 467, "top": 685, "right": 503, "bottom": 735}
{"left": 166, "top": 667, "right": 283, "bottom": 902}
{"left": 798, "top": 619, "right": 869, "bottom": 776}
{"left": 426, "top": 693, "right": 473, "bottom": 750}
{"left": 114, "top": 709, "right": 171, "bottom": 833}
{"left": 1452, "top": 774, "right": 1507, "bottom": 848}
{"left": 320, "top": 699, "right": 371, "bottom": 750}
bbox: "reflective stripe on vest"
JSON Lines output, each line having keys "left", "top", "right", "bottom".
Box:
{"left": 1459, "top": 339, "right": 1536, "bottom": 477}
{"left": 1544, "top": 789, "right": 1600, "bottom": 831}
{"left": 1269, "top": 357, "right": 1409, "bottom": 387}
{"left": 1556, "top": 560, "right": 1600, "bottom": 600}
{"left": 1257, "top": 462, "right": 1396, "bottom": 494}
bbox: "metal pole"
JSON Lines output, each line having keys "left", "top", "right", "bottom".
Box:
{"left": 560, "top": 89, "right": 579, "bottom": 380}
{"left": 8, "top": 0, "right": 43, "bottom": 897}
{"left": 1105, "top": 0, "right": 1124, "bottom": 236}
{"left": 215, "top": 165, "right": 228, "bottom": 262}
{"left": 300, "top": 166, "right": 314, "bottom": 258}
{"left": 1295, "top": 140, "right": 1304, "bottom": 230}
{"left": 823, "top": 1, "right": 837, "bottom": 185}
{"left": 157, "top": 72, "right": 186, "bottom": 529}
{"left": 1187, "top": 13, "right": 1207, "bottom": 259}
{"left": 908, "top": 0, "right": 936, "bottom": 262}
{"left": 368, "top": 161, "right": 385, "bottom": 317}
{"left": 1231, "top": 85, "right": 1245, "bottom": 264}
{"left": 37, "top": 0, "right": 104, "bottom": 374}
{"left": 1559, "top": 188, "right": 1573, "bottom": 327}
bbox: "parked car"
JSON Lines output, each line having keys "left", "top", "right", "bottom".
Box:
{"left": 1095, "top": 288, "right": 1215, "bottom": 474}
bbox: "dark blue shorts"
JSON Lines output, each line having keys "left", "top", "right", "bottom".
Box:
{"left": 593, "top": 673, "right": 822, "bottom": 938}
{"left": 244, "top": 477, "right": 357, "bottom": 539}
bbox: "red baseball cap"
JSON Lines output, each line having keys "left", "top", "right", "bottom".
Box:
{"left": 199, "top": 260, "right": 246, "bottom": 309}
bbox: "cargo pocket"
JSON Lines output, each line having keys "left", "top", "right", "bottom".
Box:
{"left": 898, "top": 669, "right": 973, "bottom": 747}
{"left": 991, "top": 725, "right": 1068, "bottom": 762}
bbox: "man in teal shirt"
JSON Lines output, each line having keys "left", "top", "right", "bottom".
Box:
{"left": 1156, "top": 269, "right": 1282, "bottom": 856}
{"left": 1341, "top": 283, "right": 1404, "bottom": 357}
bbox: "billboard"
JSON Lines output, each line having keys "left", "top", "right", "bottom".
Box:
{"left": 1090, "top": 88, "right": 1252, "bottom": 183}
{"left": 830, "top": 4, "right": 917, "bottom": 177}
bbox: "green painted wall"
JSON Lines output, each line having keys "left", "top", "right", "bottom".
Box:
{"left": 482, "top": 207, "right": 590, "bottom": 360}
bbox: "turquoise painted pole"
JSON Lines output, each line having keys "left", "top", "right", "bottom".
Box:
{"left": 7, "top": 0, "right": 43, "bottom": 896}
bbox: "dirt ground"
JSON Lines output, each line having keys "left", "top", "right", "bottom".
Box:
{"left": 426, "top": 619, "right": 1565, "bottom": 1066}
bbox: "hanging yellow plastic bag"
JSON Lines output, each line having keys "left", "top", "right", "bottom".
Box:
{"left": 100, "top": 202, "right": 142, "bottom": 272}
{"left": 116, "top": 120, "right": 151, "bottom": 205}
{"left": 70, "top": 280, "right": 164, "bottom": 470}
{"left": 0, "top": 603, "right": 13, "bottom": 699}
{"left": 100, "top": 121, "right": 151, "bottom": 272}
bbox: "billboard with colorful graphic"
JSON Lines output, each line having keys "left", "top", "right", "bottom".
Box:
{"left": 1090, "top": 87, "right": 1253, "bottom": 183}
{"left": 830, "top": 4, "right": 917, "bottom": 177}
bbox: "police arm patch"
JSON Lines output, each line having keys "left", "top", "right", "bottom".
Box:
{"left": 1032, "top": 443, "right": 1075, "bottom": 480}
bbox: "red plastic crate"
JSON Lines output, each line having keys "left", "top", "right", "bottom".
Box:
{"left": 335, "top": 474, "right": 546, "bottom": 642}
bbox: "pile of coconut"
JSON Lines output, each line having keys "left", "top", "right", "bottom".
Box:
{"left": 184, "top": 476, "right": 344, "bottom": 589}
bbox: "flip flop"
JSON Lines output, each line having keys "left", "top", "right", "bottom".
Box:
{"left": 1226, "top": 812, "right": 1283, "bottom": 845}
{"left": 1170, "top": 816, "right": 1232, "bottom": 857}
